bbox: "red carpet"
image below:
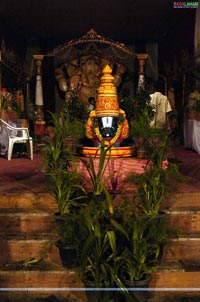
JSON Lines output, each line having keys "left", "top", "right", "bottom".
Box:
{"left": 0, "top": 153, "right": 47, "bottom": 193}
{"left": 0, "top": 145, "right": 200, "bottom": 194}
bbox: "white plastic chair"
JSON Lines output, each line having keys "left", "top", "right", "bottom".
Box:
{"left": 0, "top": 118, "right": 33, "bottom": 160}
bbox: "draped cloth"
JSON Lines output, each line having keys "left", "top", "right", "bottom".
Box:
{"left": 0, "top": 121, "right": 17, "bottom": 155}
{"left": 184, "top": 119, "right": 200, "bottom": 154}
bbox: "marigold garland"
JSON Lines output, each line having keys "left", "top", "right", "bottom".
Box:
{"left": 94, "top": 123, "right": 122, "bottom": 146}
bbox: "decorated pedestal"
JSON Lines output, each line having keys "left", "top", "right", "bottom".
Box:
{"left": 78, "top": 156, "right": 148, "bottom": 193}
{"left": 81, "top": 145, "right": 136, "bottom": 157}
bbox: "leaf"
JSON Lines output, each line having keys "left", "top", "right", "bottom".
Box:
{"left": 110, "top": 218, "right": 129, "bottom": 240}
{"left": 107, "top": 230, "right": 116, "bottom": 254}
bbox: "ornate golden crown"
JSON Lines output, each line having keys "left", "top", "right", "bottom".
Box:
{"left": 95, "top": 65, "right": 120, "bottom": 117}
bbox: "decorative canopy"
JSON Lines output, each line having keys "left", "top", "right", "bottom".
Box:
{"left": 46, "top": 29, "right": 136, "bottom": 65}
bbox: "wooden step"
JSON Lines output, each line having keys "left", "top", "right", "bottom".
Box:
{"left": 162, "top": 192, "right": 200, "bottom": 212}
{"left": 0, "top": 293, "right": 85, "bottom": 302}
{"left": 0, "top": 193, "right": 57, "bottom": 211}
{"left": 163, "top": 237, "right": 200, "bottom": 262}
{"left": 0, "top": 212, "right": 56, "bottom": 236}
{"left": 149, "top": 293, "right": 200, "bottom": 302}
{"left": 1, "top": 187, "right": 200, "bottom": 299}
{"left": 166, "top": 211, "right": 200, "bottom": 235}
{"left": 0, "top": 263, "right": 86, "bottom": 301}
{"left": 0, "top": 238, "right": 61, "bottom": 266}
{"left": 150, "top": 271, "right": 200, "bottom": 289}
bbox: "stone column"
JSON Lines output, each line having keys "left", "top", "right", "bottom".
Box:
{"left": 136, "top": 54, "right": 149, "bottom": 89}
{"left": 33, "top": 54, "right": 46, "bottom": 137}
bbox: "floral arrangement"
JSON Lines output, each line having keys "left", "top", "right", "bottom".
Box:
{"left": 92, "top": 114, "right": 126, "bottom": 145}
{"left": 184, "top": 89, "right": 200, "bottom": 121}
{"left": 188, "top": 90, "right": 200, "bottom": 112}
{"left": 0, "top": 89, "right": 20, "bottom": 112}
{"left": 94, "top": 123, "right": 122, "bottom": 146}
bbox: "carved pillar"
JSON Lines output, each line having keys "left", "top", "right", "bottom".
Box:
{"left": 33, "top": 54, "right": 46, "bottom": 137}
{"left": 24, "top": 76, "right": 30, "bottom": 118}
{"left": 136, "top": 54, "right": 149, "bottom": 89}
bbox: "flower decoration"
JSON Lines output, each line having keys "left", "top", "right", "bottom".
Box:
{"left": 86, "top": 109, "right": 129, "bottom": 146}
{"left": 0, "top": 89, "right": 20, "bottom": 112}
{"left": 0, "top": 90, "right": 13, "bottom": 110}
{"left": 94, "top": 123, "right": 122, "bottom": 146}
{"left": 188, "top": 90, "right": 200, "bottom": 112}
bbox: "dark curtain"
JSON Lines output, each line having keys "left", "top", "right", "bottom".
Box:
{"left": 42, "top": 56, "right": 55, "bottom": 125}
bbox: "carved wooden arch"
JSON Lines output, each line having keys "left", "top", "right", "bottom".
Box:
{"left": 46, "top": 28, "right": 137, "bottom": 58}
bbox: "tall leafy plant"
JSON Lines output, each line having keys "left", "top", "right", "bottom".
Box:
{"left": 61, "top": 110, "right": 85, "bottom": 139}
{"left": 110, "top": 213, "right": 166, "bottom": 282}
{"left": 42, "top": 112, "right": 86, "bottom": 216}
{"left": 81, "top": 140, "right": 114, "bottom": 214}
{"left": 78, "top": 210, "right": 127, "bottom": 302}
{"left": 126, "top": 133, "right": 182, "bottom": 216}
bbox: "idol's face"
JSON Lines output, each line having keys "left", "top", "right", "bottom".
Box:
{"left": 98, "top": 116, "right": 118, "bottom": 138}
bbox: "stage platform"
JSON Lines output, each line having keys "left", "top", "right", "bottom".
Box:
{"left": 0, "top": 144, "right": 200, "bottom": 194}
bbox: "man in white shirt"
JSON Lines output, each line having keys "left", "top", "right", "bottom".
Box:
{"left": 150, "top": 81, "right": 172, "bottom": 131}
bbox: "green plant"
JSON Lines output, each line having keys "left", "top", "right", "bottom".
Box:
{"left": 76, "top": 129, "right": 181, "bottom": 301}
{"left": 78, "top": 210, "right": 127, "bottom": 302}
{"left": 56, "top": 212, "right": 80, "bottom": 245}
{"left": 61, "top": 110, "right": 85, "bottom": 140}
{"left": 78, "top": 204, "right": 169, "bottom": 301}
{"left": 81, "top": 140, "right": 114, "bottom": 214}
{"left": 126, "top": 133, "right": 182, "bottom": 216}
{"left": 50, "top": 168, "right": 86, "bottom": 215}
{"left": 55, "top": 211, "right": 81, "bottom": 269}
{"left": 42, "top": 112, "right": 87, "bottom": 215}
{"left": 119, "top": 95, "right": 135, "bottom": 122}
{"left": 129, "top": 107, "right": 152, "bottom": 139}
{"left": 125, "top": 218, "right": 165, "bottom": 281}
{"left": 76, "top": 182, "right": 174, "bottom": 300}
{"left": 127, "top": 87, "right": 156, "bottom": 151}
{"left": 64, "top": 88, "right": 86, "bottom": 121}
{"left": 108, "top": 207, "right": 169, "bottom": 282}
{"left": 41, "top": 112, "right": 71, "bottom": 176}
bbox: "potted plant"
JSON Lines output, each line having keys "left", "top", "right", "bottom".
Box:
{"left": 129, "top": 108, "right": 151, "bottom": 140}
{"left": 42, "top": 112, "right": 87, "bottom": 268}
{"left": 42, "top": 112, "right": 87, "bottom": 218}
{"left": 49, "top": 166, "right": 87, "bottom": 218}
{"left": 76, "top": 132, "right": 181, "bottom": 301}
{"left": 108, "top": 208, "right": 169, "bottom": 302}
{"left": 127, "top": 87, "right": 155, "bottom": 158}
{"left": 62, "top": 90, "right": 86, "bottom": 152}
{"left": 78, "top": 209, "right": 127, "bottom": 302}
{"left": 125, "top": 133, "right": 182, "bottom": 217}
{"left": 60, "top": 110, "right": 85, "bottom": 153}
{"left": 55, "top": 212, "right": 81, "bottom": 268}
{"left": 42, "top": 132, "right": 86, "bottom": 218}
{"left": 129, "top": 104, "right": 159, "bottom": 158}
{"left": 77, "top": 200, "right": 169, "bottom": 302}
